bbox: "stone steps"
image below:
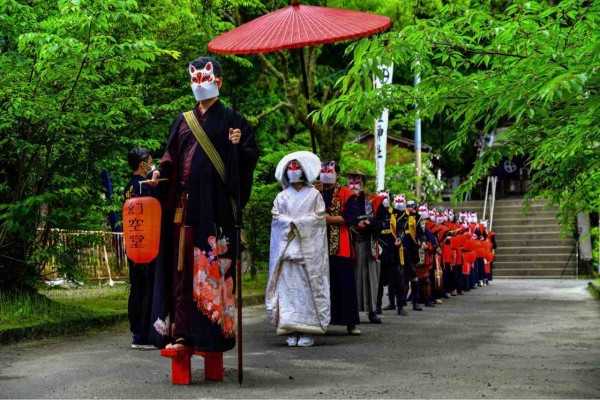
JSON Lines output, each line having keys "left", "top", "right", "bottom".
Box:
{"left": 494, "top": 267, "right": 576, "bottom": 277}
{"left": 433, "top": 198, "right": 576, "bottom": 278}
{"left": 495, "top": 246, "right": 573, "bottom": 255}
{"left": 495, "top": 253, "right": 573, "bottom": 262}
{"left": 492, "top": 217, "right": 559, "bottom": 227}
{"left": 500, "top": 239, "right": 574, "bottom": 247}
{"left": 493, "top": 275, "right": 578, "bottom": 279}
{"left": 492, "top": 224, "right": 564, "bottom": 233}
{"left": 494, "top": 231, "right": 568, "bottom": 240}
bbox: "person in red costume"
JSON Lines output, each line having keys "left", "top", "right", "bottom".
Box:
{"left": 317, "top": 161, "right": 361, "bottom": 335}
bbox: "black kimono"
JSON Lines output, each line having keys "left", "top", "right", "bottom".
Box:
{"left": 125, "top": 175, "right": 159, "bottom": 346}
{"left": 157, "top": 100, "right": 258, "bottom": 352}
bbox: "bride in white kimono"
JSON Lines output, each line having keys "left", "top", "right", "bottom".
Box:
{"left": 266, "top": 151, "right": 330, "bottom": 347}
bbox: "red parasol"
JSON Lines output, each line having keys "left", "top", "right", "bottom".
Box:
{"left": 209, "top": 0, "right": 391, "bottom": 153}
{"left": 208, "top": 2, "right": 391, "bottom": 54}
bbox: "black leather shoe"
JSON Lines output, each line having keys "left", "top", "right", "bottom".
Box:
{"left": 382, "top": 304, "right": 396, "bottom": 311}
{"left": 413, "top": 305, "right": 423, "bottom": 311}
{"left": 369, "top": 316, "right": 382, "bottom": 324}
{"left": 425, "top": 302, "right": 435, "bottom": 307}
{"left": 375, "top": 307, "right": 383, "bottom": 315}
{"left": 397, "top": 307, "right": 409, "bottom": 316}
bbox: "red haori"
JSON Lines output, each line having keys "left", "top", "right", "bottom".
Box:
{"left": 463, "top": 239, "right": 482, "bottom": 251}
{"left": 123, "top": 196, "right": 161, "bottom": 264}
{"left": 475, "top": 247, "right": 487, "bottom": 259}
{"left": 463, "top": 250, "right": 476, "bottom": 265}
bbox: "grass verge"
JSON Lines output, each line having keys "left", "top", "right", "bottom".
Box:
{"left": 1, "top": 271, "right": 268, "bottom": 344}
{"left": 0, "top": 285, "right": 129, "bottom": 344}
{"left": 588, "top": 279, "right": 600, "bottom": 300}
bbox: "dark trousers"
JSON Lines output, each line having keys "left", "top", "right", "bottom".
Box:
{"left": 469, "top": 265, "right": 478, "bottom": 288}
{"left": 377, "top": 260, "right": 402, "bottom": 308}
{"left": 476, "top": 259, "right": 485, "bottom": 282}
{"left": 330, "top": 256, "right": 361, "bottom": 326}
{"left": 453, "top": 265, "right": 464, "bottom": 291}
{"left": 128, "top": 260, "right": 155, "bottom": 343}
{"left": 443, "top": 265, "right": 455, "bottom": 292}
{"left": 461, "top": 271, "right": 471, "bottom": 291}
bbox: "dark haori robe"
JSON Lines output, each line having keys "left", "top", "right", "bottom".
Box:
{"left": 376, "top": 204, "right": 400, "bottom": 267}
{"left": 375, "top": 204, "right": 403, "bottom": 303}
{"left": 157, "top": 100, "right": 259, "bottom": 352}
{"left": 322, "top": 184, "right": 360, "bottom": 327}
{"left": 396, "top": 210, "right": 426, "bottom": 279}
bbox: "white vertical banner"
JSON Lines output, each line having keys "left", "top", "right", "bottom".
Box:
{"left": 374, "top": 64, "right": 393, "bottom": 191}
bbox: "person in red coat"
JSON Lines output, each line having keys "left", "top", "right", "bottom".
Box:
{"left": 317, "top": 161, "right": 361, "bottom": 335}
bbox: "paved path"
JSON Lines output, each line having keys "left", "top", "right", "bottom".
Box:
{"left": 1, "top": 280, "right": 599, "bottom": 398}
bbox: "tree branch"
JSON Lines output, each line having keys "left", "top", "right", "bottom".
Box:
{"left": 434, "top": 41, "right": 527, "bottom": 59}
{"left": 254, "top": 102, "right": 293, "bottom": 121}
{"left": 563, "top": 3, "right": 590, "bottom": 52}
{"left": 60, "top": 18, "right": 93, "bottom": 113}
{"left": 28, "top": 53, "right": 37, "bottom": 84}
{"left": 258, "top": 53, "right": 286, "bottom": 82}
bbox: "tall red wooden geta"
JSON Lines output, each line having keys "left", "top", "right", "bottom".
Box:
{"left": 160, "top": 347, "right": 223, "bottom": 384}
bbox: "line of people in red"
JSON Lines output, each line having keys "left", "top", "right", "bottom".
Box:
{"left": 267, "top": 159, "right": 499, "bottom": 347}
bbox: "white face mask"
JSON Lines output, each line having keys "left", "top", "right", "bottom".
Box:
{"left": 287, "top": 170, "right": 304, "bottom": 183}
{"left": 320, "top": 161, "right": 337, "bottom": 184}
{"left": 396, "top": 204, "right": 407, "bottom": 211}
{"left": 189, "top": 62, "right": 220, "bottom": 101}
{"left": 141, "top": 161, "right": 156, "bottom": 174}
{"left": 393, "top": 194, "right": 406, "bottom": 211}
{"left": 347, "top": 176, "right": 363, "bottom": 191}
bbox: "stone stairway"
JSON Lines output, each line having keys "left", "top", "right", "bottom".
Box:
{"left": 432, "top": 199, "right": 577, "bottom": 278}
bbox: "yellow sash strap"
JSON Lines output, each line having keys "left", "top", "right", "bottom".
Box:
{"left": 408, "top": 215, "right": 417, "bottom": 242}
{"left": 388, "top": 206, "right": 404, "bottom": 266}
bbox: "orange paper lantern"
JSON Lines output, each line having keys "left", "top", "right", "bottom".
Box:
{"left": 123, "top": 196, "right": 162, "bottom": 264}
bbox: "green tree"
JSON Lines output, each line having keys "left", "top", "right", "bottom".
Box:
{"left": 0, "top": 0, "right": 176, "bottom": 291}
{"left": 340, "top": 142, "right": 444, "bottom": 199}
{"left": 317, "top": 0, "right": 600, "bottom": 229}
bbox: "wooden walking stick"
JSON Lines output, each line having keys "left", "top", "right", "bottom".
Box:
{"left": 232, "top": 139, "right": 244, "bottom": 386}
{"left": 230, "top": 91, "right": 244, "bottom": 386}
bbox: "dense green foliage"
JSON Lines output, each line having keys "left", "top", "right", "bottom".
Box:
{"left": 0, "top": 0, "right": 455, "bottom": 291}
{"left": 1, "top": 0, "right": 171, "bottom": 289}
{"left": 317, "top": 0, "right": 599, "bottom": 229}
